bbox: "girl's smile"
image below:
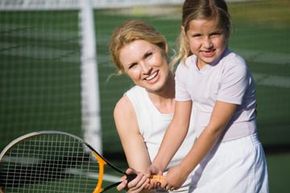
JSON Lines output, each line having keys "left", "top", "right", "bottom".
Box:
{"left": 186, "top": 18, "right": 228, "bottom": 69}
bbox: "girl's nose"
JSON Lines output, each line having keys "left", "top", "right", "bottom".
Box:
{"left": 203, "top": 37, "right": 213, "bottom": 49}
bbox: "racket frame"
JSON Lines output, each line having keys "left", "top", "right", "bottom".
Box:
{"left": 0, "top": 130, "right": 134, "bottom": 193}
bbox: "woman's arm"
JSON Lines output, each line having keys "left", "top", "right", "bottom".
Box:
{"left": 114, "top": 96, "right": 152, "bottom": 193}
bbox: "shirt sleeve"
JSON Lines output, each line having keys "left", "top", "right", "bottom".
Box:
{"left": 175, "top": 63, "right": 192, "bottom": 101}
{"left": 217, "top": 56, "right": 249, "bottom": 105}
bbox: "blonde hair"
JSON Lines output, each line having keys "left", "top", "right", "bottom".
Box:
{"left": 172, "top": 0, "right": 231, "bottom": 65}
{"left": 109, "top": 20, "right": 168, "bottom": 74}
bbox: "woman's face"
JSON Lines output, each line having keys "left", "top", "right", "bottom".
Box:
{"left": 186, "top": 18, "right": 228, "bottom": 69}
{"left": 119, "top": 39, "right": 170, "bottom": 92}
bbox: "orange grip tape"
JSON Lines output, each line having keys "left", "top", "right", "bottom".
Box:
{"left": 150, "top": 175, "right": 166, "bottom": 186}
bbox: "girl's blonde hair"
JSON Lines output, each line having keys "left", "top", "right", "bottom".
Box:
{"left": 109, "top": 20, "right": 168, "bottom": 74}
{"left": 172, "top": 0, "right": 231, "bottom": 66}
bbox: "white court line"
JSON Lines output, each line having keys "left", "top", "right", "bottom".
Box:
{"left": 66, "top": 168, "right": 120, "bottom": 182}
{"left": 2, "top": 156, "right": 41, "bottom": 165}
{"left": 1, "top": 44, "right": 79, "bottom": 63}
{"left": 2, "top": 156, "right": 121, "bottom": 183}
{"left": 253, "top": 73, "right": 290, "bottom": 89}
{"left": 237, "top": 49, "right": 290, "bottom": 66}
{"left": 1, "top": 23, "right": 78, "bottom": 41}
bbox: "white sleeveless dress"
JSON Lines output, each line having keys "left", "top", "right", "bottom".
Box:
{"left": 125, "top": 86, "right": 196, "bottom": 193}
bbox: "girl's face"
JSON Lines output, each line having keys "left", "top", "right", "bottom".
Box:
{"left": 119, "top": 39, "right": 170, "bottom": 92}
{"left": 186, "top": 18, "right": 228, "bottom": 69}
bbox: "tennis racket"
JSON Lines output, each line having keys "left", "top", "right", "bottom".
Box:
{"left": 0, "top": 130, "right": 164, "bottom": 193}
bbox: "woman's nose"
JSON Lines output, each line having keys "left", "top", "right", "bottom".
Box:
{"left": 140, "top": 61, "right": 152, "bottom": 74}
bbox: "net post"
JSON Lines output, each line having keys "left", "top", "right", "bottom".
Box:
{"left": 79, "top": 0, "right": 102, "bottom": 153}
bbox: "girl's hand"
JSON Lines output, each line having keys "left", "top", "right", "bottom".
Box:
{"left": 147, "top": 164, "right": 165, "bottom": 189}
{"left": 163, "top": 165, "right": 187, "bottom": 191}
{"left": 147, "top": 164, "right": 162, "bottom": 176}
{"left": 117, "top": 168, "right": 150, "bottom": 193}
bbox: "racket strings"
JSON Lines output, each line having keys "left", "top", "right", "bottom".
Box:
{"left": 0, "top": 133, "right": 101, "bottom": 193}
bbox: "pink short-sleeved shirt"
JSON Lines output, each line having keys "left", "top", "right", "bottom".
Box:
{"left": 175, "top": 49, "right": 257, "bottom": 141}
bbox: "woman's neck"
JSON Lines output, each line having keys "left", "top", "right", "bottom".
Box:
{"left": 147, "top": 73, "right": 175, "bottom": 114}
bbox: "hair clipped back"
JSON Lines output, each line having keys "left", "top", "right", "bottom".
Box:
{"left": 172, "top": 0, "right": 231, "bottom": 65}
{"left": 182, "top": 0, "right": 230, "bottom": 33}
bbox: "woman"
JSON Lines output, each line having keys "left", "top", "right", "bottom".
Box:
{"left": 109, "top": 20, "right": 196, "bottom": 193}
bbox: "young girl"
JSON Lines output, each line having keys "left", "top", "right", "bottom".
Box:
{"left": 148, "top": 0, "right": 269, "bottom": 192}
{"left": 109, "top": 20, "right": 196, "bottom": 192}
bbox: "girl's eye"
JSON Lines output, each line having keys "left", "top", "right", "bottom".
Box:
{"left": 210, "top": 31, "right": 223, "bottom": 37}
{"left": 189, "top": 33, "right": 202, "bottom": 39}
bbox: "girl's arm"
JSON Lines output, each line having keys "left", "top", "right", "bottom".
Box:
{"left": 151, "top": 100, "right": 192, "bottom": 173}
{"left": 164, "top": 101, "right": 237, "bottom": 189}
{"left": 114, "top": 96, "right": 152, "bottom": 193}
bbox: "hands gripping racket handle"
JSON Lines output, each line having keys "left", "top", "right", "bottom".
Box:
{"left": 126, "top": 173, "right": 166, "bottom": 189}
{"left": 126, "top": 173, "right": 166, "bottom": 183}
{"left": 151, "top": 175, "right": 167, "bottom": 188}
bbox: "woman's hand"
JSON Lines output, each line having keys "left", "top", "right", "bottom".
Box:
{"left": 117, "top": 168, "right": 150, "bottom": 193}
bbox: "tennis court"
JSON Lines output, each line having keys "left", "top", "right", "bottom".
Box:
{"left": 1, "top": 0, "right": 290, "bottom": 192}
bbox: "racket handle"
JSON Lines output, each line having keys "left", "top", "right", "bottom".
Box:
{"left": 126, "top": 173, "right": 137, "bottom": 182}
{"left": 127, "top": 173, "right": 166, "bottom": 185}
{"left": 151, "top": 175, "right": 166, "bottom": 185}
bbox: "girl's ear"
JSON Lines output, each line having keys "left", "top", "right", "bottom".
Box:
{"left": 165, "top": 42, "right": 169, "bottom": 54}
{"left": 181, "top": 25, "right": 185, "bottom": 34}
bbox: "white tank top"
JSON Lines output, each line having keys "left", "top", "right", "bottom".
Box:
{"left": 125, "top": 85, "right": 196, "bottom": 192}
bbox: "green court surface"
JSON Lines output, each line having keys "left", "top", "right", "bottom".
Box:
{"left": 267, "top": 153, "right": 290, "bottom": 193}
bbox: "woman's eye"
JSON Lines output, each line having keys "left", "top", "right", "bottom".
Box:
{"left": 144, "top": 52, "right": 153, "bottom": 59}
{"left": 128, "top": 63, "right": 137, "bottom": 69}
{"left": 193, "top": 34, "right": 201, "bottom": 37}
